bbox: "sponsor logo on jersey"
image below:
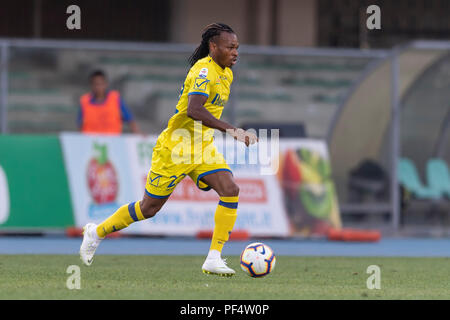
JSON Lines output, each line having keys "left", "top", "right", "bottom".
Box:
{"left": 194, "top": 77, "right": 209, "bottom": 92}
{"left": 199, "top": 67, "right": 208, "bottom": 78}
{"left": 211, "top": 93, "right": 227, "bottom": 107}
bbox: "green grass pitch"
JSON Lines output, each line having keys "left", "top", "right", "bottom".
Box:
{"left": 1, "top": 255, "right": 449, "bottom": 299}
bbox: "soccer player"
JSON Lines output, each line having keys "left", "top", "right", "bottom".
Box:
{"left": 80, "top": 23, "right": 258, "bottom": 276}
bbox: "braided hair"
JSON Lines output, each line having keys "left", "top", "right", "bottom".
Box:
{"left": 188, "top": 23, "right": 235, "bottom": 67}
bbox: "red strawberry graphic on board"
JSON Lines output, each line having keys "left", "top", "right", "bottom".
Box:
{"left": 87, "top": 143, "right": 118, "bottom": 204}
{"left": 282, "top": 149, "right": 302, "bottom": 198}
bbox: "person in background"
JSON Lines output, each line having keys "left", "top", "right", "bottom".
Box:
{"left": 78, "top": 70, "right": 141, "bottom": 135}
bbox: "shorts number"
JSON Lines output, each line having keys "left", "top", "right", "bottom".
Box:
{"left": 167, "top": 174, "right": 186, "bottom": 190}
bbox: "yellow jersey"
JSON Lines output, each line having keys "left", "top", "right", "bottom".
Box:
{"left": 146, "top": 55, "right": 234, "bottom": 196}
{"left": 154, "top": 55, "right": 233, "bottom": 162}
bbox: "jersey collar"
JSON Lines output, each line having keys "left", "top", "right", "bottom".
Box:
{"left": 208, "top": 55, "right": 226, "bottom": 73}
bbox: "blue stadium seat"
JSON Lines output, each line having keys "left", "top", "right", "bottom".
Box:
{"left": 426, "top": 158, "right": 450, "bottom": 199}
{"left": 398, "top": 158, "right": 441, "bottom": 200}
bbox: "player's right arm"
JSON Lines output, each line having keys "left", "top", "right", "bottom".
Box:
{"left": 187, "top": 94, "right": 233, "bottom": 132}
{"left": 187, "top": 94, "right": 257, "bottom": 146}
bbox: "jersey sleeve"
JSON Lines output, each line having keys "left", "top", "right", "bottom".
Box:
{"left": 187, "top": 65, "right": 213, "bottom": 98}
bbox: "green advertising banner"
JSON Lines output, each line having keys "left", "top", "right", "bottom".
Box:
{"left": 0, "top": 135, "right": 74, "bottom": 229}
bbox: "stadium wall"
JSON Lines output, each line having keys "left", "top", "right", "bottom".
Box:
{"left": 0, "top": 135, "right": 74, "bottom": 229}
{"left": 170, "top": 0, "right": 317, "bottom": 47}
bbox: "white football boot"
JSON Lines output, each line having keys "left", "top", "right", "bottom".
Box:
{"left": 79, "top": 223, "right": 103, "bottom": 266}
{"left": 202, "top": 257, "right": 236, "bottom": 277}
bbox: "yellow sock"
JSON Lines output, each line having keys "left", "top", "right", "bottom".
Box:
{"left": 96, "top": 201, "right": 145, "bottom": 238}
{"left": 210, "top": 196, "right": 239, "bottom": 253}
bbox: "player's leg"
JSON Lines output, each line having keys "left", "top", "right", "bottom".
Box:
{"left": 80, "top": 169, "right": 182, "bottom": 266}
{"left": 80, "top": 194, "right": 169, "bottom": 266}
{"left": 95, "top": 194, "right": 169, "bottom": 237}
{"left": 92, "top": 169, "right": 175, "bottom": 238}
{"left": 192, "top": 169, "right": 240, "bottom": 276}
{"left": 200, "top": 169, "right": 239, "bottom": 253}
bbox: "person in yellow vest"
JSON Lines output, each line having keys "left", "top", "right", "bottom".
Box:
{"left": 78, "top": 70, "right": 141, "bottom": 135}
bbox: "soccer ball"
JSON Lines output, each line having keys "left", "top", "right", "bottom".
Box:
{"left": 240, "top": 242, "right": 276, "bottom": 277}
